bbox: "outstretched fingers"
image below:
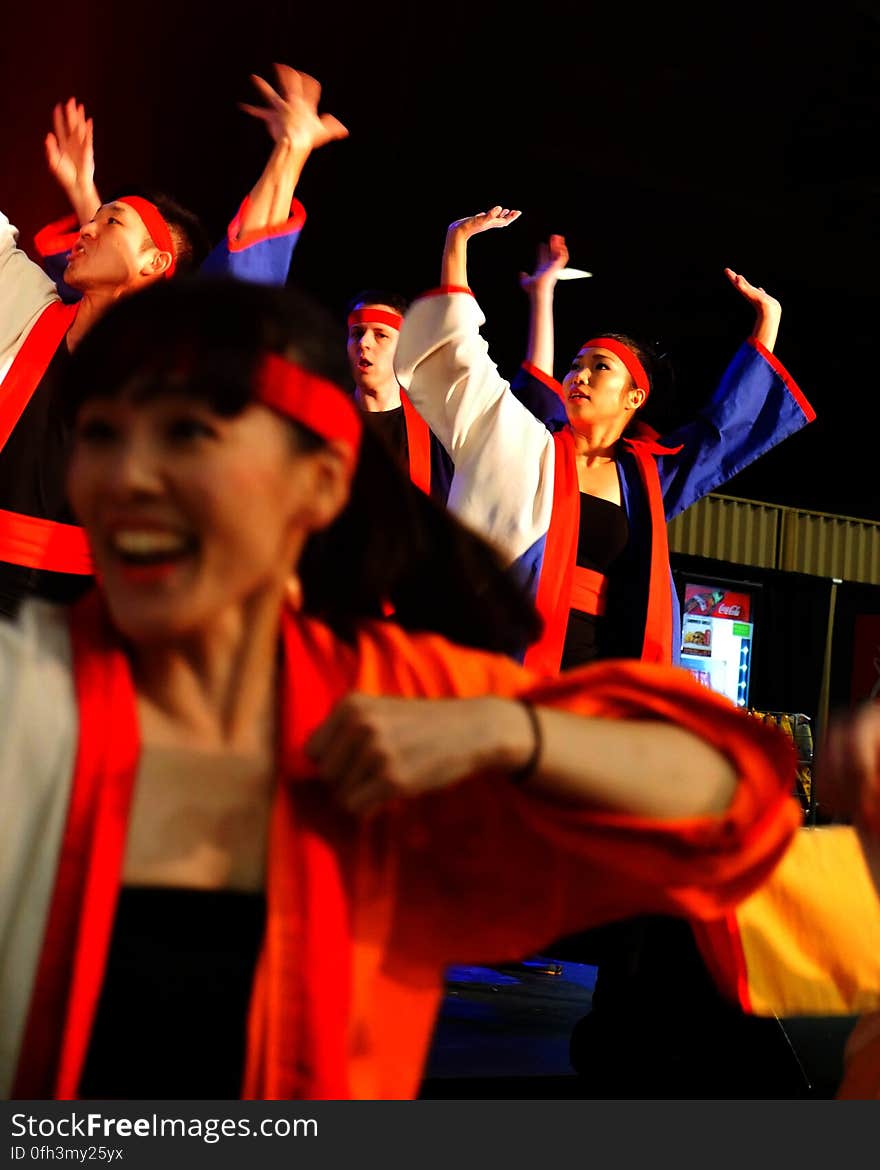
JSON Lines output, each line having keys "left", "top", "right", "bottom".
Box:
{"left": 285, "top": 65, "right": 320, "bottom": 106}
{"left": 242, "top": 64, "right": 348, "bottom": 153}
{"left": 249, "top": 72, "right": 286, "bottom": 109}
{"left": 238, "top": 101, "right": 274, "bottom": 124}
{"left": 489, "top": 205, "right": 521, "bottom": 226}
{"left": 724, "top": 266, "right": 779, "bottom": 311}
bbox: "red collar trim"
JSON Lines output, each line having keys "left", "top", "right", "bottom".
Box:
{"left": 400, "top": 391, "right": 431, "bottom": 494}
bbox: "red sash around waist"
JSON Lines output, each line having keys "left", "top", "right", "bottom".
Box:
{"left": 0, "top": 301, "right": 93, "bottom": 574}
{"left": 570, "top": 566, "right": 608, "bottom": 617}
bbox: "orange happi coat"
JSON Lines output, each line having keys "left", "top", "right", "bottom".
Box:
{"left": 12, "top": 591, "right": 801, "bottom": 1100}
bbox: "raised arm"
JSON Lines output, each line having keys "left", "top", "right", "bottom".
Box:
{"left": 440, "top": 205, "right": 521, "bottom": 287}
{"left": 724, "top": 267, "right": 781, "bottom": 353}
{"left": 236, "top": 63, "right": 348, "bottom": 243}
{"left": 44, "top": 97, "right": 101, "bottom": 227}
{"left": 519, "top": 233, "right": 569, "bottom": 376}
{"left": 655, "top": 267, "right": 813, "bottom": 520}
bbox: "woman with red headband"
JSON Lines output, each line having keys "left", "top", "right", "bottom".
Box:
{"left": 0, "top": 277, "right": 803, "bottom": 1101}
{"left": 396, "top": 206, "right": 815, "bottom": 676}
{"left": 394, "top": 206, "right": 819, "bottom": 1097}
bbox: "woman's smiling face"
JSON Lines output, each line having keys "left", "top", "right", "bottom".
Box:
{"left": 67, "top": 389, "right": 327, "bottom": 642}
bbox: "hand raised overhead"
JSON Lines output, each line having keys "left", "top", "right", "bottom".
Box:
{"left": 724, "top": 267, "right": 781, "bottom": 318}
{"left": 519, "top": 233, "right": 570, "bottom": 293}
{"left": 239, "top": 63, "right": 349, "bottom": 155}
{"left": 447, "top": 205, "right": 522, "bottom": 238}
{"left": 45, "top": 97, "right": 95, "bottom": 196}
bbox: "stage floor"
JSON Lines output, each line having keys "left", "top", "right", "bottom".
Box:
{"left": 418, "top": 960, "right": 857, "bottom": 1100}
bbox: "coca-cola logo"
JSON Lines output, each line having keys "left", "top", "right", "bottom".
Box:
{"left": 717, "top": 602, "right": 741, "bottom": 617}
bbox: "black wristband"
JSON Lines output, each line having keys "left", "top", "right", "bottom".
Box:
{"left": 510, "top": 701, "right": 542, "bottom": 787}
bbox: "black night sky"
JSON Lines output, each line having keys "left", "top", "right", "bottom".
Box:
{"left": 3, "top": 0, "right": 877, "bottom": 519}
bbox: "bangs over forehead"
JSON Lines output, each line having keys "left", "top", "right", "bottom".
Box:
{"left": 62, "top": 277, "right": 354, "bottom": 421}
{"left": 70, "top": 327, "right": 262, "bottom": 418}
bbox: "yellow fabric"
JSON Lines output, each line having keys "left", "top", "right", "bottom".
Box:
{"left": 737, "top": 826, "right": 880, "bottom": 1016}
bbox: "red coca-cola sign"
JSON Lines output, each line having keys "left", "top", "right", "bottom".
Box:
{"left": 683, "top": 584, "right": 752, "bottom": 621}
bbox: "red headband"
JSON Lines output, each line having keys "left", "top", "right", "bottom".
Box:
{"left": 347, "top": 308, "right": 403, "bottom": 332}
{"left": 255, "top": 353, "right": 362, "bottom": 459}
{"left": 118, "top": 196, "right": 177, "bottom": 277}
{"left": 580, "top": 337, "right": 650, "bottom": 397}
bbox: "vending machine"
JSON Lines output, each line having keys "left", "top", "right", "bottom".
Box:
{"left": 676, "top": 573, "right": 760, "bottom": 709}
{"left": 674, "top": 570, "right": 816, "bottom": 822}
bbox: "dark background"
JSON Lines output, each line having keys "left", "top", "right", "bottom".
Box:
{"left": 2, "top": 0, "right": 877, "bottom": 517}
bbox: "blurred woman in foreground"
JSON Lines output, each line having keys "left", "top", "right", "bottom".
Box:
{"left": 0, "top": 278, "right": 800, "bottom": 1100}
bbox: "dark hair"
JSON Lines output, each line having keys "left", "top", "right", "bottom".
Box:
{"left": 583, "top": 331, "right": 676, "bottom": 432}
{"left": 61, "top": 278, "right": 541, "bottom": 657}
{"left": 344, "top": 288, "right": 410, "bottom": 317}
{"left": 109, "top": 187, "right": 211, "bottom": 274}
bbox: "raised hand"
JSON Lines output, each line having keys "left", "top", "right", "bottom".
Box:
{"left": 447, "top": 205, "right": 522, "bottom": 239}
{"left": 519, "top": 233, "right": 570, "bottom": 294}
{"left": 239, "top": 63, "right": 348, "bottom": 155}
{"left": 724, "top": 267, "right": 782, "bottom": 352}
{"left": 44, "top": 97, "right": 101, "bottom": 223}
{"left": 724, "top": 267, "right": 781, "bottom": 318}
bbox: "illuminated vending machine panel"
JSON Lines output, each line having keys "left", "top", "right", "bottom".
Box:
{"left": 680, "top": 579, "right": 756, "bottom": 708}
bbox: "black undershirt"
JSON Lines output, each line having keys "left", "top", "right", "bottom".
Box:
{"left": 79, "top": 886, "right": 266, "bottom": 1100}
{"left": 0, "top": 340, "right": 90, "bottom": 617}
{"left": 363, "top": 405, "right": 408, "bottom": 472}
{"left": 560, "top": 492, "right": 629, "bottom": 670}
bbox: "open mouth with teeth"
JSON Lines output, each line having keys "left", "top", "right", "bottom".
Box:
{"left": 111, "top": 530, "right": 197, "bottom": 567}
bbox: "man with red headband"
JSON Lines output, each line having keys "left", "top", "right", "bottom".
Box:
{"left": 345, "top": 290, "right": 454, "bottom": 502}
{"left": 0, "top": 65, "right": 347, "bottom": 617}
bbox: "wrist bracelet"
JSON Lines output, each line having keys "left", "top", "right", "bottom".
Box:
{"left": 510, "top": 701, "right": 542, "bottom": 787}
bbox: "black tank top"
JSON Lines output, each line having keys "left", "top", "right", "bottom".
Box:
{"left": 79, "top": 885, "right": 266, "bottom": 1099}
{"left": 561, "top": 492, "right": 629, "bottom": 670}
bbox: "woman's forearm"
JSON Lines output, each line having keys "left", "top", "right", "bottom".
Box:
{"left": 307, "top": 692, "right": 738, "bottom": 819}
{"left": 524, "top": 285, "right": 556, "bottom": 375}
{"left": 497, "top": 700, "right": 737, "bottom": 818}
{"left": 750, "top": 303, "right": 781, "bottom": 353}
{"left": 441, "top": 227, "right": 470, "bottom": 288}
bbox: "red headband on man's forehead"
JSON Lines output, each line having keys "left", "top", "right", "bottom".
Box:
{"left": 580, "top": 336, "right": 650, "bottom": 397}
{"left": 254, "top": 353, "right": 362, "bottom": 459}
{"left": 118, "top": 196, "right": 177, "bottom": 277}
{"left": 347, "top": 308, "right": 403, "bottom": 332}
